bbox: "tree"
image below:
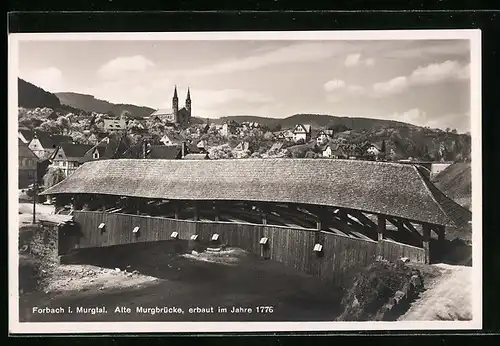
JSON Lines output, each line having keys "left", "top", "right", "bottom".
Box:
{"left": 43, "top": 168, "right": 66, "bottom": 189}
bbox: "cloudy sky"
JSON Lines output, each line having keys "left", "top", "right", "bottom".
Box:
{"left": 18, "top": 39, "right": 471, "bottom": 132}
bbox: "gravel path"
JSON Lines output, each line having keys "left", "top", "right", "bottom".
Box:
{"left": 399, "top": 264, "right": 472, "bottom": 321}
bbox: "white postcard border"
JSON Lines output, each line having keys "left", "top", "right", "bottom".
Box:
{"left": 8, "top": 29, "right": 482, "bottom": 334}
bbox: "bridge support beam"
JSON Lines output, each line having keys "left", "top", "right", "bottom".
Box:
{"left": 174, "top": 202, "right": 180, "bottom": 220}
{"left": 213, "top": 201, "right": 220, "bottom": 221}
{"left": 376, "top": 214, "right": 386, "bottom": 258}
{"left": 422, "top": 224, "right": 431, "bottom": 264}
{"left": 377, "top": 215, "right": 385, "bottom": 241}
{"left": 193, "top": 202, "right": 199, "bottom": 221}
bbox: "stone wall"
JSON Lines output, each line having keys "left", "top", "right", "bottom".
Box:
{"left": 19, "top": 223, "right": 59, "bottom": 263}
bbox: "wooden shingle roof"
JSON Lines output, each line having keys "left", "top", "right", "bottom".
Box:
{"left": 41, "top": 159, "right": 471, "bottom": 228}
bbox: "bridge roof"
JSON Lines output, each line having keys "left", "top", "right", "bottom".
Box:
{"left": 40, "top": 158, "right": 471, "bottom": 228}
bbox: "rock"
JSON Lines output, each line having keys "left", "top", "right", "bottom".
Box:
{"left": 351, "top": 295, "right": 360, "bottom": 308}
{"left": 410, "top": 274, "right": 423, "bottom": 290}
{"left": 191, "top": 250, "right": 199, "bottom": 255}
{"left": 132, "top": 270, "right": 140, "bottom": 275}
{"left": 114, "top": 268, "right": 121, "bottom": 273}
{"left": 127, "top": 273, "right": 133, "bottom": 278}
{"left": 393, "top": 290, "right": 406, "bottom": 305}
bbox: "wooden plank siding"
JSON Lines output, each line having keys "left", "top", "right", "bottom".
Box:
{"left": 378, "top": 239, "right": 426, "bottom": 263}
{"left": 70, "top": 211, "right": 423, "bottom": 284}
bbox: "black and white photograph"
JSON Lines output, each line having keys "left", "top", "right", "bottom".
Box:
{"left": 8, "top": 30, "right": 482, "bottom": 333}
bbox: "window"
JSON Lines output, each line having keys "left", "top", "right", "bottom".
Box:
{"left": 93, "top": 151, "right": 99, "bottom": 159}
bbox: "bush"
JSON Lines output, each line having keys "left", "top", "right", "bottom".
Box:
{"left": 338, "top": 260, "right": 423, "bottom": 321}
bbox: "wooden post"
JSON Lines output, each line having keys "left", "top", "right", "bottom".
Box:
{"left": 437, "top": 225, "right": 445, "bottom": 242}
{"left": 423, "top": 224, "right": 431, "bottom": 264}
{"left": 260, "top": 203, "right": 267, "bottom": 225}
{"left": 213, "top": 201, "right": 220, "bottom": 221}
{"left": 377, "top": 214, "right": 385, "bottom": 241}
{"left": 174, "top": 201, "right": 180, "bottom": 220}
{"left": 316, "top": 219, "right": 322, "bottom": 231}
{"left": 377, "top": 214, "right": 386, "bottom": 258}
{"left": 193, "top": 202, "right": 199, "bottom": 221}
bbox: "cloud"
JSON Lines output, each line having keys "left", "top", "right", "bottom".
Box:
{"left": 344, "top": 53, "right": 375, "bottom": 67}
{"left": 324, "top": 79, "right": 346, "bottom": 92}
{"left": 184, "top": 42, "right": 348, "bottom": 76}
{"left": 23, "top": 67, "right": 63, "bottom": 92}
{"left": 409, "top": 60, "right": 470, "bottom": 85}
{"left": 97, "top": 55, "right": 155, "bottom": 80}
{"left": 372, "top": 60, "right": 469, "bottom": 97}
{"left": 323, "top": 78, "right": 365, "bottom": 102}
{"left": 373, "top": 76, "right": 409, "bottom": 97}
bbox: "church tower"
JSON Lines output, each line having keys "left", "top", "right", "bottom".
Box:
{"left": 185, "top": 87, "right": 192, "bottom": 119}
{"left": 172, "top": 85, "right": 179, "bottom": 122}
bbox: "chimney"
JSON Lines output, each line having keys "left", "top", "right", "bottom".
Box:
{"left": 181, "top": 141, "right": 187, "bottom": 158}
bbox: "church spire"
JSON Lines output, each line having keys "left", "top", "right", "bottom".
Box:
{"left": 186, "top": 87, "right": 191, "bottom": 101}
{"left": 173, "top": 85, "right": 178, "bottom": 99}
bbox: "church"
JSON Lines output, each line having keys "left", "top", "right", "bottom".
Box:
{"left": 149, "top": 86, "right": 192, "bottom": 126}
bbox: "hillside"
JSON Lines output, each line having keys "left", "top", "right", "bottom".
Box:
{"left": 18, "top": 79, "right": 86, "bottom": 115}
{"left": 18, "top": 79, "right": 62, "bottom": 110}
{"left": 432, "top": 162, "right": 471, "bottom": 209}
{"left": 218, "top": 113, "right": 418, "bottom": 131}
{"left": 56, "top": 92, "right": 155, "bottom": 119}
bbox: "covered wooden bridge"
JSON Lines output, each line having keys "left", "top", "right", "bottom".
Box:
{"left": 40, "top": 158, "right": 471, "bottom": 284}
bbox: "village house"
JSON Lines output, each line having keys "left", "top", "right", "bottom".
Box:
{"left": 316, "top": 129, "right": 334, "bottom": 145}
{"left": 360, "top": 142, "right": 382, "bottom": 158}
{"left": 18, "top": 139, "right": 38, "bottom": 188}
{"left": 81, "top": 135, "right": 131, "bottom": 163}
{"left": 292, "top": 124, "right": 312, "bottom": 143}
{"left": 195, "top": 140, "right": 207, "bottom": 153}
{"left": 18, "top": 127, "right": 34, "bottom": 144}
{"left": 233, "top": 141, "right": 252, "bottom": 153}
{"left": 50, "top": 143, "right": 94, "bottom": 177}
{"left": 322, "top": 143, "right": 348, "bottom": 159}
{"left": 220, "top": 120, "right": 239, "bottom": 137}
{"left": 28, "top": 132, "right": 73, "bottom": 159}
{"left": 103, "top": 118, "right": 127, "bottom": 132}
{"left": 160, "top": 131, "right": 186, "bottom": 146}
{"left": 149, "top": 86, "right": 192, "bottom": 127}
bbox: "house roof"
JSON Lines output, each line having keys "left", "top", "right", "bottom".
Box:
{"left": 57, "top": 143, "right": 94, "bottom": 161}
{"left": 147, "top": 146, "right": 182, "bottom": 159}
{"left": 18, "top": 139, "right": 38, "bottom": 159}
{"left": 82, "top": 134, "right": 133, "bottom": 162}
{"left": 19, "top": 128, "right": 34, "bottom": 142}
{"left": 33, "top": 132, "right": 55, "bottom": 149}
{"left": 51, "top": 135, "right": 73, "bottom": 145}
{"left": 41, "top": 159, "right": 471, "bottom": 228}
{"left": 162, "top": 132, "right": 186, "bottom": 143}
{"left": 150, "top": 109, "right": 172, "bottom": 117}
{"left": 293, "top": 124, "right": 312, "bottom": 134}
{"left": 103, "top": 119, "right": 127, "bottom": 130}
